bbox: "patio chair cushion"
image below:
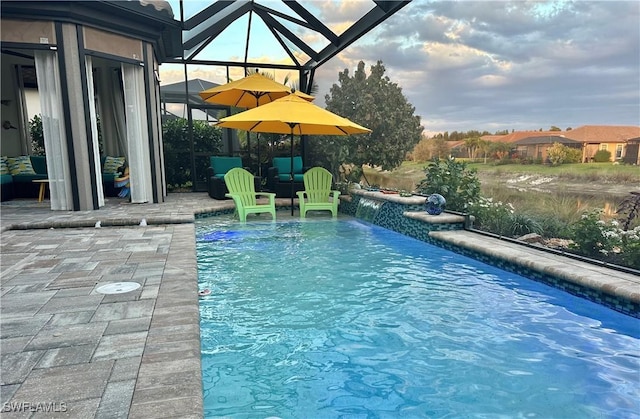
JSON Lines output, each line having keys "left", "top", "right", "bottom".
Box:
{"left": 273, "top": 156, "right": 303, "bottom": 181}
{"left": 0, "top": 156, "right": 9, "bottom": 175}
{"left": 30, "top": 155, "right": 47, "bottom": 174}
{"left": 4, "top": 156, "right": 46, "bottom": 199}
{"left": 103, "top": 156, "right": 126, "bottom": 174}
{"left": 211, "top": 156, "right": 243, "bottom": 178}
{"left": 273, "top": 156, "right": 302, "bottom": 174}
{"left": 0, "top": 174, "right": 12, "bottom": 184}
{"left": 7, "top": 155, "right": 36, "bottom": 175}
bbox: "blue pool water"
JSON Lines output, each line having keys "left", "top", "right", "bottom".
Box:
{"left": 196, "top": 218, "right": 640, "bottom": 418}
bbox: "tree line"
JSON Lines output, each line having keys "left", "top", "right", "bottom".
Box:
{"left": 430, "top": 126, "right": 573, "bottom": 142}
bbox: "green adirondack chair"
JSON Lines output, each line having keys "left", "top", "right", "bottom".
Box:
{"left": 224, "top": 168, "right": 276, "bottom": 222}
{"left": 296, "top": 167, "right": 340, "bottom": 218}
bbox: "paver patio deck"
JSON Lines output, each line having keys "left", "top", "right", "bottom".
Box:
{"left": 1, "top": 193, "right": 638, "bottom": 418}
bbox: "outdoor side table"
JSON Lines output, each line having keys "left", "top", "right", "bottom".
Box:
{"left": 32, "top": 179, "right": 49, "bottom": 202}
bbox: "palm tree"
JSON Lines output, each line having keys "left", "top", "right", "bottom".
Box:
{"left": 478, "top": 139, "right": 492, "bottom": 163}
{"left": 464, "top": 137, "right": 481, "bottom": 160}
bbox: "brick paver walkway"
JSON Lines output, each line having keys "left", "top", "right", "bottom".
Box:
{"left": 1, "top": 194, "right": 229, "bottom": 418}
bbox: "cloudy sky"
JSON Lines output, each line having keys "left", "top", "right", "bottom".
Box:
{"left": 162, "top": 1, "right": 640, "bottom": 136}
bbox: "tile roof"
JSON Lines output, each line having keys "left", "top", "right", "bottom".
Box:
{"left": 482, "top": 125, "right": 640, "bottom": 144}
{"left": 560, "top": 125, "right": 640, "bottom": 143}
{"left": 513, "top": 135, "right": 581, "bottom": 145}
{"left": 482, "top": 130, "right": 562, "bottom": 143}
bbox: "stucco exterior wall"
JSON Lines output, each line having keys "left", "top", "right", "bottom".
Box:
{"left": 83, "top": 26, "right": 143, "bottom": 61}
{"left": 1, "top": 19, "right": 56, "bottom": 44}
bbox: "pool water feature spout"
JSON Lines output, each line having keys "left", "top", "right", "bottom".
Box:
{"left": 355, "top": 197, "right": 383, "bottom": 223}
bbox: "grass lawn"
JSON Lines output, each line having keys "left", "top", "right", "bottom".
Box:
{"left": 362, "top": 160, "right": 639, "bottom": 227}
{"left": 467, "top": 162, "right": 640, "bottom": 183}
{"left": 363, "top": 160, "right": 640, "bottom": 189}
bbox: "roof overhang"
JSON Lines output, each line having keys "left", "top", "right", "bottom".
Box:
{"left": 0, "top": 0, "right": 182, "bottom": 62}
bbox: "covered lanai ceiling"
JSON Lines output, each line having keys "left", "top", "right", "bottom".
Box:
{"left": 168, "top": 0, "right": 410, "bottom": 91}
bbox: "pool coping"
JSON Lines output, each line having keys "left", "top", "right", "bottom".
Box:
{"left": 429, "top": 230, "right": 640, "bottom": 316}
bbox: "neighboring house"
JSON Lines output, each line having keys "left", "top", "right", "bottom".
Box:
{"left": 512, "top": 135, "right": 581, "bottom": 161}
{"left": 447, "top": 140, "right": 467, "bottom": 158}
{"left": 477, "top": 131, "right": 559, "bottom": 160}
{"left": 481, "top": 130, "right": 561, "bottom": 144}
{"left": 561, "top": 125, "right": 640, "bottom": 163}
{"left": 160, "top": 78, "right": 220, "bottom": 122}
{"left": 481, "top": 126, "right": 640, "bottom": 164}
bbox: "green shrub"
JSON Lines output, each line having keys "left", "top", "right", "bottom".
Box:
{"left": 509, "top": 213, "right": 543, "bottom": 237}
{"left": 567, "top": 210, "right": 640, "bottom": 269}
{"left": 415, "top": 157, "right": 481, "bottom": 211}
{"left": 468, "top": 197, "right": 514, "bottom": 236}
{"left": 618, "top": 230, "right": 640, "bottom": 269}
{"left": 29, "top": 114, "right": 103, "bottom": 156}
{"left": 593, "top": 149, "right": 612, "bottom": 162}
{"left": 546, "top": 143, "right": 565, "bottom": 166}
{"left": 547, "top": 143, "right": 582, "bottom": 166}
{"left": 569, "top": 210, "right": 617, "bottom": 258}
{"left": 29, "top": 115, "right": 45, "bottom": 156}
{"left": 468, "top": 198, "right": 543, "bottom": 238}
{"left": 565, "top": 147, "right": 582, "bottom": 163}
{"left": 537, "top": 216, "right": 573, "bottom": 239}
{"left": 163, "top": 118, "right": 222, "bottom": 190}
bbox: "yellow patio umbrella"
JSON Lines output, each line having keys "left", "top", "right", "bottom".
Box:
{"left": 198, "top": 73, "right": 303, "bottom": 108}
{"left": 290, "top": 89, "right": 315, "bottom": 101}
{"left": 198, "top": 73, "right": 314, "bottom": 175}
{"left": 216, "top": 93, "right": 371, "bottom": 214}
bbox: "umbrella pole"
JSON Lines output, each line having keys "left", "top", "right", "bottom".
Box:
{"left": 256, "top": 132, "right": 261, "bottom": 180}
{"left": 255, "top": 98, "right": 261, "bottom": 181}
{"left": 290, "top": 129, "right": 294, "bottom": 216}
{"left": 247, "top": 133, "right": 251, "bottom": 168}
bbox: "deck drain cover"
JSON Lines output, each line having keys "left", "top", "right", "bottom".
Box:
{"left": 96, "top": 282, "right": 141, "bottom": 294}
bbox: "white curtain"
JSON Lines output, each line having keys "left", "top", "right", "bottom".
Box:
{"left": 110, "top": 70, "right": 128, "bottom": 156}
{"left": 85, "top": 56, "right": 105, "bottom": 207}
{"left": 95, "top": 66, "right": 127, "bottom": 157}
{"left": 34, "top": 50, "right": 72, "bottom": 211}
{"left": 154, "top": 80, "right": 167, "bottom": 197}
{"left": 121, "top": 63, "right": 153, "bottom": 203}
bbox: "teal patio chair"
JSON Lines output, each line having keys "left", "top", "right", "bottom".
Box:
{"left": 224, "top": 167, "right": 276, "bottom": 222}
{"left": 296, "top": 167, "right": 340, "bottom": 218}
{"left": 207, "top": 156, "right": 244, "bottom": 199}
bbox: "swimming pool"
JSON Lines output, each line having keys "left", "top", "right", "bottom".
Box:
{"left": 197, "top": 218, "right": 640, "bottom": 418}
